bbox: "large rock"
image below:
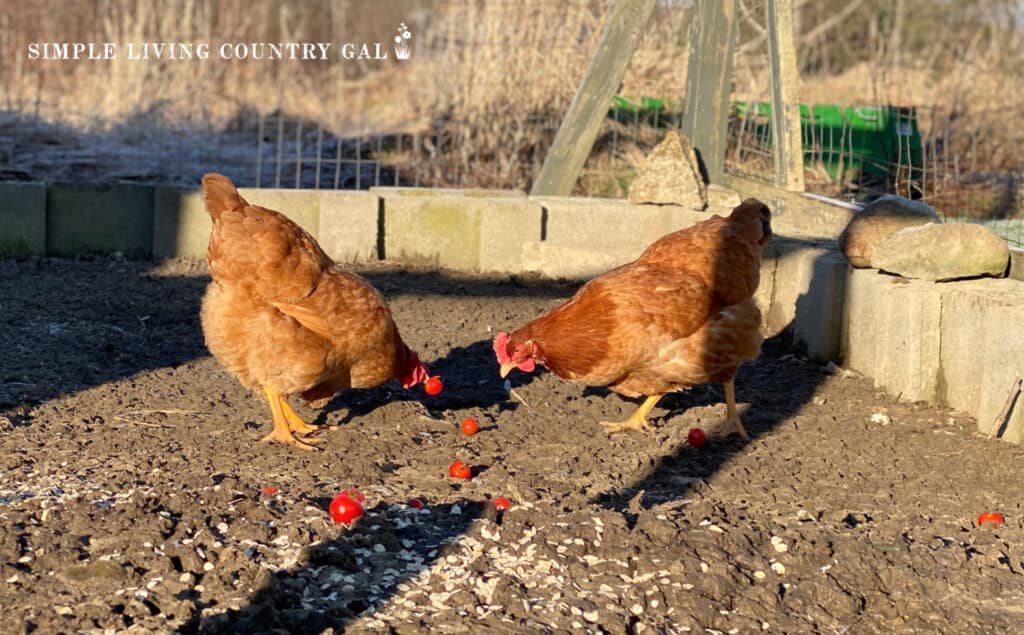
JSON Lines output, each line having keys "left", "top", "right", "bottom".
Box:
{"left": 872, "top": 222, "right": 1009, "bottom": 280}
{"left": 628, "top": 131, "right": 707, "bottom": 210}
{"left": 706, "top": 183, "right": 741, "bottom": 209}
{"left": 838, "top": 195, "right": 940, "bottom": 267}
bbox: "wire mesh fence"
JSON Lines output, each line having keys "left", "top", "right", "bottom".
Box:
{"left": 252, "top": 97, "right": 1022, "bottom": 245}
{"left": 725, "top": 100, "right": 1024, "bottom": 247}
{"left": 248, "top": 101, "right": 683, "bottom": 197}
{"left": 1, "top": 1, "right": 1021, "bottom": 249}
{"left": 720, "top": 0, "right": 1024, "bottom": 248}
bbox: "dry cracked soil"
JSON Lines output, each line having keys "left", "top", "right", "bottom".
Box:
{"left": 1, "top": 258, "right": 1022, "bottom": 634}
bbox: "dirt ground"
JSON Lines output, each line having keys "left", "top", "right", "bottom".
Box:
{"left": 1, "top": 258, "right": 1022, "bottom": 635}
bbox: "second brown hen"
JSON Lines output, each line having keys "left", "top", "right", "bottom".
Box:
{"left": 200, "top": 174, "right": 428, "bottom": 450}
{"left": 494, "top": 199, "right": 772, "bottom": 438}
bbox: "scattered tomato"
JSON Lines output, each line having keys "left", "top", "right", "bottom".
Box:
{"left": 687, "top": 427, "right": 706, "bottom": 449}
{"left": 977, "top": 511, "right": 1005, "bottom": 527}
{"left": 407, "top": 497, "right": 425, "bottom": 509}
{"left": 424, "top": 376, "right": 443, "bottom": 396}
{"left": 329, "top": 490, "right": 365, "bottom": 525}
{"left": 261, "top": 487, "right": 279, "bottom": 495}
{"left": 493, "top": 496, "right": 512, "bottom": 512}
{"left": 461, "top": 417, "right": 479, "bottom": 436}
{"left": 449, "top": 460, "right": 472, "bottom": 480}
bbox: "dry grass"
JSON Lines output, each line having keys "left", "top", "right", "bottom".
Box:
{"left": 0, "top": 0, "right": 1021, "bottom": 208}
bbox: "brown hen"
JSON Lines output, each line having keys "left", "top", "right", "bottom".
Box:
{"left": 200, "top": 174, "right": 428, "bottom": 450}
{"left": 494, "top": 198, "right": 772, "bottom": 438}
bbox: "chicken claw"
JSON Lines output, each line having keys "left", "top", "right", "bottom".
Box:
{"left": 279, "top": 398, "right": 321, "bottom": 437}
{"left": 261, "top": 428, "right": 319, "bottom": 451}
{"left": 261, "top": 386, "right": 321, "bottom": 451}
{"left": 600, "top": 417, "right": 653, "bottom": 434}
{"left": 600, "top": 394, "right": 663, "bottom": 434}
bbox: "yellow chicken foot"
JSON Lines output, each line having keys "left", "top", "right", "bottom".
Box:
{"left": 600, "top": 394, "right": 664, "bottom": 434}
{"left": 279, "top": 398, "right": 321, "bottom": 438}
{"left": 261, "top": 387, "right": 319, "bottom": 451}
{"left": 723, "top": 379, "right": 750, "bottom": 440}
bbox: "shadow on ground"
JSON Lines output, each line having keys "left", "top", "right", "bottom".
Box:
{"left": 179, "top": 500, "right": 485, "bottom": 634}
{"left": 0, "top": 238, "right": 832, "bottom": 633}
{"left": 0, "top": 260, "right": 572, "bottom": 418}
{"left": 591, "top": 329, "right": 824, "bottom": 519}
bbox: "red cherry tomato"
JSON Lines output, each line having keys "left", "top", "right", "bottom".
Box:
{"left": 261, "top": 487, "right": 279, "bottom": 495}
{"left": 687, "top": 427, "right": 706, "bottom": 449}
{"left": 448, "top": 460, "right": 471, "bottom": 480}
{"left": 328, "top": 490, "right": 365, "bottom": 525}
{"left": 461, "top": 417, "right": 479, "bottom": 436}
{"left": 977, "top": 511, "right": 1005, "bottom": 527}
{"left": 407, "top": 498, "right": 425, "bottom": 509}
{"left": 424, "top": 376, "right": 443, "bottom": 396}
{"left": 493, "top": 496, "right": 511, "bottom": 512}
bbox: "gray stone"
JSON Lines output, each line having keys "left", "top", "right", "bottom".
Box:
{"left": 58, "top": 560, "right": 131, "bottom": 587}
{"left": 153, "top": 187, "right": 206, "bottom": 259}
{"left": 765, "top": 240, "right": 847, "bottom": 361}
{"left": 1010, "top": 249, "right": 1024, "bottom": 281}
{"left": 872, "top": 222, "right": 1009, "bottom": 280}
{"left": 937, "top": 279, "right": 1024, "bottom": 441}
{"left": 0, "top": 182, "right": 46, "bottom": 257}
{"left": 370, "top": 186, "right": 525, "bottom": 198}
{"left": 627, "top": 131, "right": 707, "bottom": 210}
{"left": 154, "top": 187, "right": 320, "bottom": 260}
{"left": 533, "top": 196, "right": 706, "bottom": 255}
{"left": 317, "top": 190, "right": 379, "bottom": 263}
{"left": 47, "top": 183, "right": 154, "bottom": 258}
{"left": 521, "top": 241, "right": 637, "bottom": 280}
{"left": 237, "top": 188, "right": 319, "bottom": 237}
{"left": 838, "top": 195, "right": 939, "bottom": 267}
{"left": 382, "top": 193, "right": 541, "bottom": 272}
{"left": 706, "top": 184, "right": 741, "bottom": 209}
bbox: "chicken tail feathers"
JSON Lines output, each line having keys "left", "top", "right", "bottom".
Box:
{"left": 201, "top": 173, "right": 248, "bottom": 222}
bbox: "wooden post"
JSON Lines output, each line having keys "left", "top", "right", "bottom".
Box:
{"left": 766, "top": 0, "right": 805, "bottom": 191}
{"left": 681, "top": 0, "right": 738, "bottom": 185}
{"left": 530, "top": 0, "right": 657, "bottom": 196}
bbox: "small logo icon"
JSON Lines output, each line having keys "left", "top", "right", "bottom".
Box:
{"left": 394, "top": 22, "right": 412, "bottom": 60}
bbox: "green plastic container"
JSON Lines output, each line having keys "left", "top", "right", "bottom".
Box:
{"left": 608, "top": 96, "right": 924, "bottom": 188}
{"left": 608, "top": 95, "right": 681, "bottom": 126}
{"left": 732, "top": 102, "right": 924, "bottom": 185}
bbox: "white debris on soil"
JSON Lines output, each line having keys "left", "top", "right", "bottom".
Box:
{"left": 317, "top": 509, "right": 699, "bottom": 632}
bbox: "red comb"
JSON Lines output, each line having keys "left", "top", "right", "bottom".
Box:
{"left": 493, "top": 332, "right": 511, "bottom": 363}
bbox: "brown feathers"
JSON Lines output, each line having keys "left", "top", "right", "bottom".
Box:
{"left": 503, "top": 199, "right": 771, "bottom": 397}
{"left": 199, "top": 173, "right": 426, "bottom": 405}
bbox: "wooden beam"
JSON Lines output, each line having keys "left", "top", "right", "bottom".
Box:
{"left": 766, "top": 0, "right": 805, "bottom": 191}
{"left": 530, "top": 0, "right": 657, "bottom": 196}
{"left": 681, "top": 0, "right": 738, "bottom": 184}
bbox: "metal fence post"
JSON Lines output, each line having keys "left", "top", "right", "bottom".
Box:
{"left": 530, "top": 0, "right": 657, "bottom": 197}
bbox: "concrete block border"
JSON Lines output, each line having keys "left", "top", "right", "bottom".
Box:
{"left": 47, "top": 183, "right": 154, "bottom": 258}
{"left": 1, "top": 179, "right": 1023, "bottom": 441}
{"left": 0, "top": 182, "right": 46, "bottom": 257}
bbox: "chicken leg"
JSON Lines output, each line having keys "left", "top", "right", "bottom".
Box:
{"left": 723, "top": 379, "right": 750, "bottom": 440}
{"left": 279, "top": 398, "right": 321, "bottom": 437}
{"left": 261, "top": 387, "right": 320, "bottom": 451}
{"left": 601, "top": 394, "right": 664, "bottom": 434}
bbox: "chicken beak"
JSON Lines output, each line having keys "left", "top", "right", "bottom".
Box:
{"left": 499, "top": 362, "right": 515, "bottom": 378}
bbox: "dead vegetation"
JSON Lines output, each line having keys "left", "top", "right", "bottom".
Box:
{"left": 0, "top": 0, "right": 1021, "bottom": 212}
